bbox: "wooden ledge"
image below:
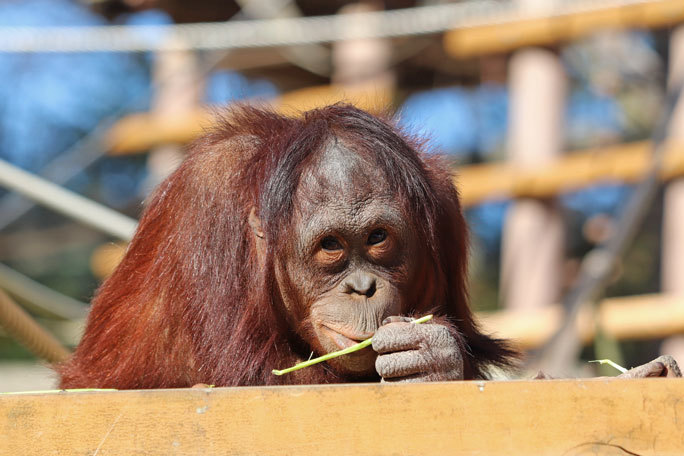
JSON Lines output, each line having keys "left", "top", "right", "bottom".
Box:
{"left": 2, "top": 379, "right": 683, "bottom": 455}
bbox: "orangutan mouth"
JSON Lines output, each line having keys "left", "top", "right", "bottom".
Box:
{"left": 320, "top": 325, "right": 374, "bottom": 350}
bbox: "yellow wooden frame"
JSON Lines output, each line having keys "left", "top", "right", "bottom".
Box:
{"left": 445, "top": 0, "right": 684, "bottom": 58}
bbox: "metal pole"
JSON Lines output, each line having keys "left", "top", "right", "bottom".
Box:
{"left": 0, "top": 263, "right": 87, "bottom": 320}
{"left": 0, "top": 159, "right": 136, "bottom": 241}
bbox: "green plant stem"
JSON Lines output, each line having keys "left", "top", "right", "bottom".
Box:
{"left": 272, "top": 314, "right": 434, "bottom": 376}
{"left": 589, "top": 359, "right": 628, "bottom": 374}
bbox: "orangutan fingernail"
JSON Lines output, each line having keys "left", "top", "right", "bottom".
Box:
{"left": 382, "top": 316, "right": 404, "bottom": 325}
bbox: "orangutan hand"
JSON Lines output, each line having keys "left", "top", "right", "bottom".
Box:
{"left": 372, "top": 316, "right": 464, "bottom": 382}
{"left": 617, "top": 355, "right": 682, "bottom": 378}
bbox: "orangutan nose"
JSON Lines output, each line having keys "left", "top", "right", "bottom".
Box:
{"left": 343, "top": 272, "right": 377, "bottom": 298}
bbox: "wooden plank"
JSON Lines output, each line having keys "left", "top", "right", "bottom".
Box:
{"left": 106, "top": 85, "right": 391, "bottom": 154}
{"left": 106, "top": 108, "right": 212, "bottom": 155}
{"left": 444, "top": 0, "right": 684, "bottom": 59}
{"left": 478, "top": 293, "right": 684, "bottom": 350}
{"left": 457, "top": 140, "right": 684, "bottom": 207}
{"left": 600, "top": 293, "right": 684, "bottom": 340}
{"left": 2, "top": 379, "right": 683, "bottom": 455}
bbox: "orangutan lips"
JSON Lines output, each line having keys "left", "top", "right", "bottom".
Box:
{"left": 321, "top": 325, "right": 371, "bottom": 350}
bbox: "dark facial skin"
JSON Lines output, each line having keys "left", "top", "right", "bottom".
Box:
{"left": 273, "top": 141, "right": 465, "bottom": 381}
{"left": 275, "top": 142, "right": 415, "bottom": 376}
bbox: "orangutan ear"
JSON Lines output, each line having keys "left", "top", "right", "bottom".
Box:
{"left": 248, "top": 207, "right": 265, "bottom": 239}
{"left": 249, "top": 207, "right": 267, "bottom": 266}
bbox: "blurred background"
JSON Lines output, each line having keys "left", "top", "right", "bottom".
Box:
{"left": 1, "top": 0, "right": 684, "bottom": 391}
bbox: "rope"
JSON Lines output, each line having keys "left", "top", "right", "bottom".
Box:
{"left": 0, "top": 288, "right": 71, "bottom": 363}
{"left": 0, "top": 0, "right": 660, "bottom": 53}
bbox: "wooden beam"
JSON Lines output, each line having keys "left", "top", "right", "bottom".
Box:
{"left": 106, "top": 86, "right": 391, "bottom": 154}
{"left": 2, "top": 379, "right": 683, "bottom": 455}
{"left": 106, "top": 108, "right": 212, "bottom": 155}
{"left": 107, "top": 112, "right": 684, "bottom": 206}
{"left": 599, "top": 293, "right": 684, "bottom": 340}
{"left": 444, "top": 0, "right": 684, "bottom": 59}
{"left": 457, "top": 140, "right": 684, "bottom": 207}
{"left": 478, "top": 293, "right": 684, "bottom": 350}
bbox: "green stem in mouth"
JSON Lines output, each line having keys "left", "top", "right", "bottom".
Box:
{"left": 272, "top": 314, "right": 433, "bottom": 376}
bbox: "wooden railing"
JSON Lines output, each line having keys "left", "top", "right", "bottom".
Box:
{"left": 2, "top": 379, "right": 683, "bottom": 455}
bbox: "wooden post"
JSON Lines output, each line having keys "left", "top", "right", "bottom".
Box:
{"left": 331, "top": 3, "right": 395, "bottom": 99}
{"left": 500, "top": 46, "right": 566, "bottom": 311}
{"left": 145, "top": 37, "right": 202, "bottom": 192}
{"left": 660, "top": 27, "right": 684, "bottom": 364}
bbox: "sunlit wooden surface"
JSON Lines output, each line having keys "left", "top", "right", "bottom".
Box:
{"left": 2, "top": 379, "right": 684, "bottom": 455}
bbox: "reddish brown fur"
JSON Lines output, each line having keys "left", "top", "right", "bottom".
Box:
{"left": 57, "top": 104, "right": 515, "bottom": 389}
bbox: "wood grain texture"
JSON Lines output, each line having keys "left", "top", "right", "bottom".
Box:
{"left": 2, "top": 379, "right": 683, "bottom": 455}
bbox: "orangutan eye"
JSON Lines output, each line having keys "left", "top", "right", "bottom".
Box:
{"left": 367, "top": 229, "right": 387, "bottom": 245}
{"left": 321, "top": 236, "right": 343, "bottom": 251}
